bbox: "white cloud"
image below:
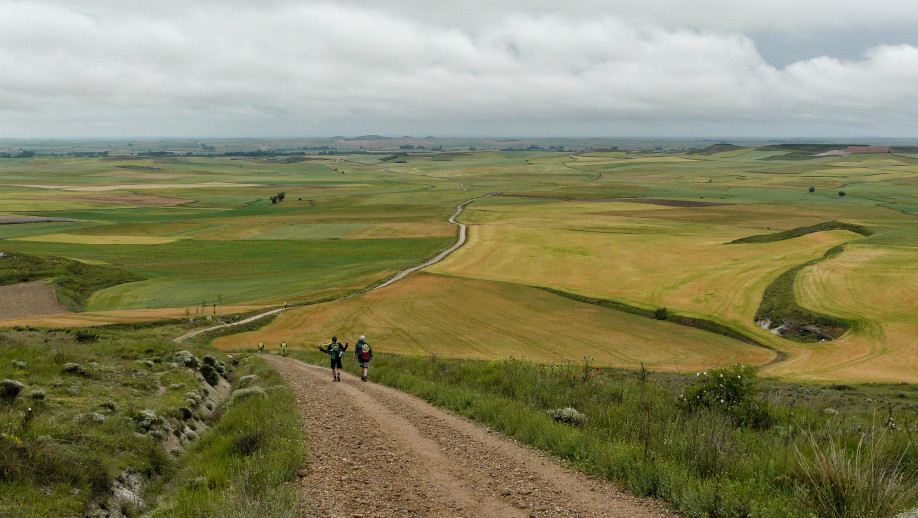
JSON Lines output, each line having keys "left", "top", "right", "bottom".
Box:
{"left": 1, "top": 1, "right": 917, "bottom": 137}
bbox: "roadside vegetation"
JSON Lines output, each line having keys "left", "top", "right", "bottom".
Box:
{"left": 294, "top": 351, "right": 917, "bottom": 518}
{"left": 0, "top": 325, "right": 304, "bottom": 517}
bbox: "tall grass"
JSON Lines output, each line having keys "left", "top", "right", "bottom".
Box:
{"left": 293, "top": 351, "right": 917, "bottom": 518}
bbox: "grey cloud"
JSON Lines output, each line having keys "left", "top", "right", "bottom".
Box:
{"left": 1, "top": 1, "right": 918, "bottom": 138}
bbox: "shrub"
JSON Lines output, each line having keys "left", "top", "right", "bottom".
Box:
{"left": 839, "top": 191, "right": 847, "bottom": 197}
{"left": 62, "top": 362, "right": 91, "bottom": 377}
{"left": 74, "top": 329, "right": 99, "bottom": 343}
{"left": 178, "top": 407, "right": 193, "bottom": 420}
{"left": 229, "top": 386, "right": 266, "bottom": 405}
{"left": 237, "top": 374, "right": 259, "bottom": 389}
{"left": 216, "top": 361, "right": 226, "bottom": 375}
{"left": 10, "top": 360, "right": 26, "bottom": 369}
{"left": 184, "top": 391, "right": 204, "bottom": 407}
{"left": 132, "top": 409, "right": 162, "bottom": 431}
{"left": 172, "top": 351, "right": 200, "bottom": 369}
{"left": 547, "top": 407, "right": 586, "bottom": 425}
{"left": 678, "top": 364, "right": 770, "bottom": 427}
{"left": 29, "top": 389, "right": 46, "bottom": 401}
{"left": 201, "top": 355, "right": 217, "bottom": 367}
{"left": 1, "top": 379, "right": 25, "bottom": 401}
{"left": 200, "top": 364, "right": 219, "bottom": 386}
{"left": 809, "top": 186, "right": 816, "bottom": 193}
{"left": 654, "top": 307, "right": 668, "bottom": 320}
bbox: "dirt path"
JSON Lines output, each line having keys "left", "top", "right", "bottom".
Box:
{"left": 0, "top": 280, "right": 69, "bottom": 319}
{"left": 174, "top": 194, "right": 494, "bottom": 343}
{"left": 267, "top": 356, "right": 677, "bottom": 518}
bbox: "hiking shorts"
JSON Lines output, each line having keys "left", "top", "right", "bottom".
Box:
{"left": 331, "top": 357, "right": 342, "bottom": 369}
{"left": 359, "top": 361, "right": 370, "bottom": 368}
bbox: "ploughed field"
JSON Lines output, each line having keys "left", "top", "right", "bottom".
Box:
{"left": 3, "top": 148, "right": 918, "bottom": 382}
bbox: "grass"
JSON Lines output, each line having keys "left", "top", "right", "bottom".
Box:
{"left": 147, "top": 356, "right": 305, "bottom": 517}
{"left": 291, "top": 350, "right": 918, "bottom": 518}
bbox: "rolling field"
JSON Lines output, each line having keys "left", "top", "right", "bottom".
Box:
{"left": 213, "top": 272, "right": 776, "bottom": 370}
{"left": 3, "top": 147, "right": 918, "bottom": 381}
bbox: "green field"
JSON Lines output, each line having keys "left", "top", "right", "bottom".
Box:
{"left": 3, "top": 146, "right": 918, "bottom": 382}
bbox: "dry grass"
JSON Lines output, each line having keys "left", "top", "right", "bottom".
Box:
{"left": 768, "top": 245, "right": 918, "bottom": 382}
{"left": 0, "top": 304, "right": 269, "bottom": 328}
{"left": 213, "top": 273, "right": 774, "bottom": 370}
{"left": 13, "top": 233, "right": 182, "bottom": 245}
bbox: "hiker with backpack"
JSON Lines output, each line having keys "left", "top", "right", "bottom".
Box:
{"left": 354, "top": 335, "right": 373, "bottom": 382}
{"left": 318, "top": 336, "right": 348, "bottom": 382}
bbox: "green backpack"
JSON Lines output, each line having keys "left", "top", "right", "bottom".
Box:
{"left": 328, "top": 342, "right": 341, "bottom": 358}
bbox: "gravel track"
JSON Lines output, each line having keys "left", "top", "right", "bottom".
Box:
{"left": 267, "top": 356, "right": 678, "bottom": 518}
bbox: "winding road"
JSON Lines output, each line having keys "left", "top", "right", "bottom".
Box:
{"left": 173, "top": 193, "right": 494, "bottom": 343}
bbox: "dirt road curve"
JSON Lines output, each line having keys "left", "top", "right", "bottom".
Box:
{"left": 267, "top": 356, "right": 677, "bottom": 518}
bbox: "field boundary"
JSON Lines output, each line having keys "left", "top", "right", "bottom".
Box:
{"left": 173, "top": 193, "right": 496, "bottom": 343}
{"left": 728, "top": 221, "right": 872, "bottom": 244}
{"left": 536, "top": 286, "right": 787, "bottom": 365}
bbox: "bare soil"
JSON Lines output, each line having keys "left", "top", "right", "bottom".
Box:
{"left": 268, "top": 356, "right": 678, "bottom": 518}
{"left": 0, "top": 281, "right": 69, "bottom": 319}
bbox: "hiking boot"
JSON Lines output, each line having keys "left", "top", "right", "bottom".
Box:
{"left": 361, "top": 376, "right": 367, "bottom": 382}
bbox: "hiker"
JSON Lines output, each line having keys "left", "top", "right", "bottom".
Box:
{"left": 281, "top": 341, "right": 287, "bottom": 357}
{"left": 258, "top": 341, "right": 264, "bottom": 354}
{"left": 318, "top": 336, "right": 348, "bottom": 382}
{"left": 354, "top": 335, "right": 373, "bottom": 382}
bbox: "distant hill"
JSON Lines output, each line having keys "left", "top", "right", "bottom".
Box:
{"left": 692, "top": 143, "right": 747, "bottom": 155}
{"left": 345, "top": 135, "right": 392, "bottom": 141}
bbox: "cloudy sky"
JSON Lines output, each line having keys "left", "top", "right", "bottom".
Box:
{"left": 2, "top": 0, "right": 918, "bottom": 139}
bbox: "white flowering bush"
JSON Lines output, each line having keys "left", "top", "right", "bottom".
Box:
{"left": 547, "top": 407, "right": 587, "bottom": 425}
{"left": 678, "top": 364, "right": 770, "bottom": 428}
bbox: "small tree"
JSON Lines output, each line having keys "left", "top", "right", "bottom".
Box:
{"left": 654, "top": 307, "right": 668, "bottom": 320}
{"left": 270, "top": 195, "right": 278, "bottom": 204}
{"left": 808, "top": 187, "right": 815, "bottom": 193}
{"left": 277, "top": 191, "right": 286, "bottom": 201}
{"left": 838, "top": 191, "right": 846, "bottom": 197}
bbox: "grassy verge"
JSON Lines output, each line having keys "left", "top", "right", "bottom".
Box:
{"left": 755, "top": 245, "right": 853, "bottom": 341}
{"left": 0, "top": 325, "right": 305, "bottom": 517}
{"left": 147, "top": 356, "right": 305, "bottom": 517}
{"left": 728, "top": 222, "right": 872, "bottom": 244}
{"left": 292, "top": 351, "right": 917, "bottom": 518}
{"left": 0, "top": 250, "right": 143, "bottom": 310}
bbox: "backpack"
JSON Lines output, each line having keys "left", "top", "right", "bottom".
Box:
{"left": 328, "top": 342, "right": 341, "bottom": 358}
{"left": 358, "top": 343, "right": 371, "bottom": 361}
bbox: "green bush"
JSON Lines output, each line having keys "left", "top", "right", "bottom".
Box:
{"left": 173, "top": 351, "right": 201, "bottom": 369}
{"left": 62, "top": 362, "right": 91, "bottom": 377}
{"left": 1, "top": 379, "right": 25, "bottom": 401}
{"left": 199, "top": 364, "right": 219, "bottom": 386}
{"left": 678, "top": 364, "right": 770, "bottom": 428}
{"left": 237, "top": 374, "right": 259, "bottom": 389}
{"left": 547, "top": 407, "right": 586, "bottom": 425}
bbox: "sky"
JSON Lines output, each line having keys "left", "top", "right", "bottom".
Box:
{"left": 2, "top": 0, "right": 918, "bottom": 139}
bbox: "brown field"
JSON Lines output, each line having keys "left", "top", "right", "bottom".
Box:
{"left": 213, "top": 273, "right": 775, "bottom": 370}
{"left": 0, "top": 216, "right": 79, "bottom": 224}
{"left": 0, "top": 304, "right": 270, "bottom": 328}
{"left": 55, "top": 193, "right": 194, "bottom": 206}
{"left": 12, "top": 182, "right": 260, "bottom": 192}
{"left": 0, "top": 281, "right": 69, "bottom": 319}
{"left": 90, "top": 171, "right": 188, "bottom": 180}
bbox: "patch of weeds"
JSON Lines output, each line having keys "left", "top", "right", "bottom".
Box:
{"left": 62, "top": 362, "right": 92, "bottom": 377}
